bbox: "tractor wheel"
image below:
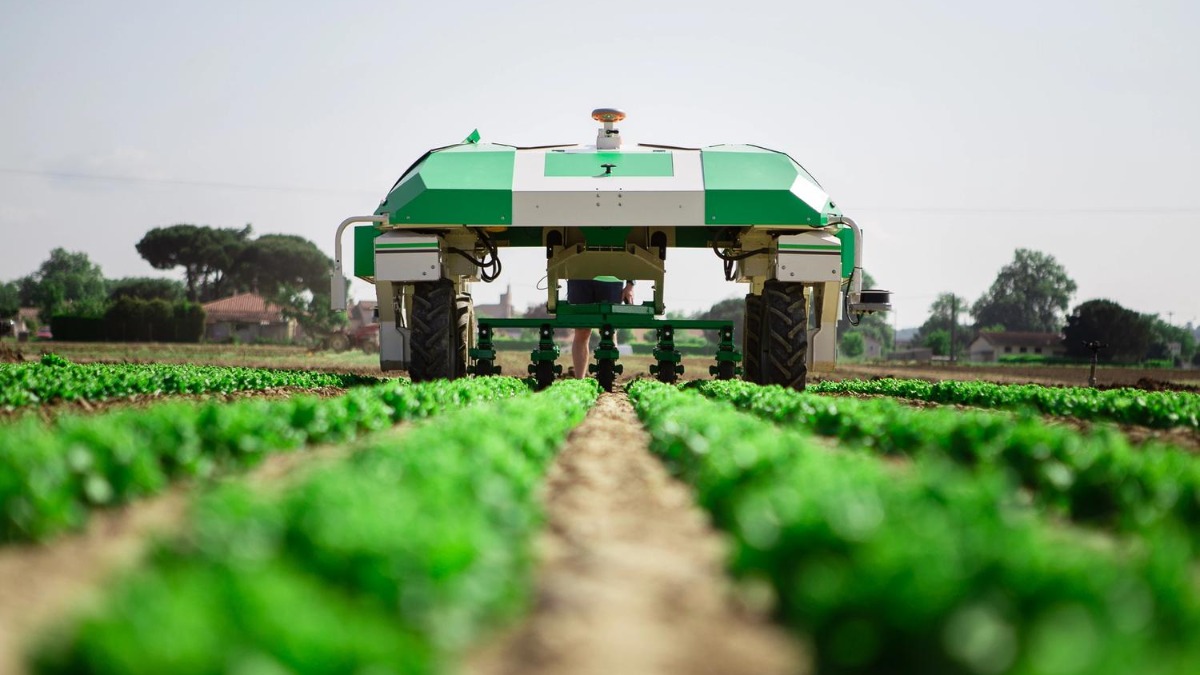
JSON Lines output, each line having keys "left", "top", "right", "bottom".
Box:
{"left": 327, "top": 332, "right": 350, "bottom": 353}
{"left": 743, "top": 293, "right": 764, "bottom": 383}
{"left": 455, "top": 292, "right": 474, "bottom": 378}
{"left": 410, "top": 279, "right": 458, "bottom": 382}
{"left": 595, "top": 358, "right": 616, "bottom": 393}
{"left": 759, "top": 280, "right": 808, "bottom": 390}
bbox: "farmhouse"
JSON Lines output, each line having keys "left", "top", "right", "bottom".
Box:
{"left": 968, "top": 331, "right": 1066, "bottom": 362}
{"left": 202, "top": 292, "right": 297, "bottom": 343}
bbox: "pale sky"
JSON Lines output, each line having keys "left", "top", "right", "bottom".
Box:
{"left": 2, "top": 1, "right": 1197, "bottom": 330}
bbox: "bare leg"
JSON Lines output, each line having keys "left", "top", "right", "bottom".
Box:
{"left": 572, "top": 328, "right": 591, "bottom": 378}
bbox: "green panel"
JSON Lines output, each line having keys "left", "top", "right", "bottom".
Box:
{"left": 353, "top": 225, "right": 381, "bottom": 279}
{"left": 493, "top": 227, "right": 543, "bottom": 247}
{"left": 377, "top": 144, "right": 514, "bottom": 225}
{"left": 544, "top": 152, "right": 674, "bottom": 177}
{"left": 702, "top": 146, "right": 825, "bottom": 226}
{"left": 836, "top": 227, "right": 855, "bottom": 279}
{"left": 582, "top": 226, "right": 631, "bottom": 247}
{"left": 674, "top": 226, "right": 713, "bottom": 248}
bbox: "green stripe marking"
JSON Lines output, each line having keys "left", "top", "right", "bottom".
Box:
{"left": 779, "top": 243, "right": 840, "bottom": 251}
{"left": 376, "top": 242, "right": 439, "bottom": 250}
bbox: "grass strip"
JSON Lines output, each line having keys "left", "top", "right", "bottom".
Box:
{"left": 32, "top": 379, "right": 600, "bottom": 675}
{"left": 810, "top": 378, "right": 1200, "bottom": 430}
{"left": 689, "top": 380, "right": 1200, "bottom": 539}
{"left": 629, "top": 379, "right": 1200, "bottom": 675}
{"left": 0, "top": 376, "right": 528, "bottom": 543}
{"left": 0, "top": 353, "right": 381, "bottom": 409}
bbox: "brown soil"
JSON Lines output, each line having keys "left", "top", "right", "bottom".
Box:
{"left": 835, "top": 363, "right": 1200, "bottom": 390}
{"left": 0, "top": 345, "right": 24, "bottom": 364}
{"left": 467, "top": 393, "right": 804, "bottom": 675}
{"left": 0, "top": 432, "right": 392, "bottom": 675}
{"left": 0, "top": 385, "right": 349, "bottom": 424}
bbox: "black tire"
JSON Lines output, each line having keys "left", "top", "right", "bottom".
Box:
{"left": 743, "top": 293, "right": 764, "bottom": 383}
{"left": 760, "top": 280, "right": 808, "bottom": 390}
{"left": 410, "top": 279, "right": 456, "bottom": 382}
{"left": 327, "top": 332, "right": 350, "bottom": 353}
{"left": 595, "top": 359, "right": 616, "bottom": 393}
{"left": 455, "top": 292, "right": 474, "bottom": 378}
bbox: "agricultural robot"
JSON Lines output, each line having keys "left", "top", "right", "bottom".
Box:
{"left": 332, "top": 109, "right": 890, "bottom": 391}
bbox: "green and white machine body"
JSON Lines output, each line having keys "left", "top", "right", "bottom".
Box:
{"left": 332, "top": 109, "right": 890, "bottom": 389}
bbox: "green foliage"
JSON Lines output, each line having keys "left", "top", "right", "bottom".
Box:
{"left": 1062, "top": 299, "right": 1155, "bottom": 362}
{"left": 839, "top": 331, "right": 864, "bottom": 357}
{"left": 33, "top": 379, "right": 599, "bottom": 674}
{"left": 17, "top": 248, "right": 109, "bottom": 321}
{"left": 972, "top": 249, "right": 1077, "bottom": 332}
{"left": 922, "top": 328, "right": 951, "bottom": 356}
{"left": 1147, "top": 317, "right": 1196, "bottom": 363}
{"left": 0, "top": 375, "right": 530, "bottom": 542}
{"left": 0, "top": 361, "right": 378, "bottom": 409}
{"left": 0, "top": 280, "right": 19, "bottom": 318}
{"left": 914, "top": 292, "right": 970, "bottom": 355}
{"left": 629, "top": 380, "right": 1200, "bottom": 674}
{"left": 106, "top": 277, "right": 186, "bottom": 303}
{"left": 136, "top": 224, "right": 253, "bottom": 302}
{"left": 809, "top": 378, "right": 1199, "bottom": 430}
{"left": 693, "top": 296, "right": 744, "bottom": 344}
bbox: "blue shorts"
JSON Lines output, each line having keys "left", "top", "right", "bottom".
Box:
{"left": 567, "top": 279, "right": 623, "bottom": 304}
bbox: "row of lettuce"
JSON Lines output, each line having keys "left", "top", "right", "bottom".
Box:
{"left": 0, "top": 376, "right": 526, "bottom": 542}
{"left": 810, "top": 378, "right": 1199, "bottom": 430}
{"left": 631, "top": 379, "right": 1200, "bottom": 675}
{"left": 33, "top": 378, "right": 600, "bottom": 675}
{"left": 0, "top": 354, "right": 380, "bottom": 408}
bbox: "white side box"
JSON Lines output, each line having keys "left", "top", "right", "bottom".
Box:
{"left": 775, "top": 232, "right": 842, "bottom": 282}
{"left": 374, "top": 232, "right": 441, "bottom": 281}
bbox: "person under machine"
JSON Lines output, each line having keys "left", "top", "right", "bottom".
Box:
{"left": 567, "top": 277, "right": 635, "bottom": 379}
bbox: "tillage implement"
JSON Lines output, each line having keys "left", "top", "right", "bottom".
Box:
{"left": 331, "top": 109, "right": 890, "bottom": 391}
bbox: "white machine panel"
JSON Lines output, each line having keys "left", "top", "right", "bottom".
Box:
{"left": 775, "top": 232, "right": 842, "bottom": 282}
{"left": 374, "top": 232, "right": 441, "bottom": 281}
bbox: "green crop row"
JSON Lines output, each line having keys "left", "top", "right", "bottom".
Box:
{"left": 0, "top": 353, "right": 381, "bottom": 409}
{"left": 33, "top": 379, "right": 600, "bottom": 675}
{"left": 628, "top": 380, "right": 1200, "bottom": 675}
{"left": 689, "top": 380, "right": 1200, "bottom": 539}
{"left": 0, "top": 376, "right": 529, "bottom": 543}
{"left": 809, "top": 378, "right": 1200, "bottom": 430}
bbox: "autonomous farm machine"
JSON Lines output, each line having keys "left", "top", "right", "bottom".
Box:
{"left": 331, "top": 109, "right": 890, "bottom": 391}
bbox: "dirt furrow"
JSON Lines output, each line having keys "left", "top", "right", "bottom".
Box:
{"left": 468, "top": 392, "right": 804, "bottom": 675}
{"left": 0, "top": 438, "right": 365, "bottom": 675}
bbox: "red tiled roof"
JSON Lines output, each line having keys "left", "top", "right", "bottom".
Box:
{"left": 975, "top": 331, "right": 1064, "bottom": 348}
{"left": 202, "top": 293, "right": 285, "bottom": 323}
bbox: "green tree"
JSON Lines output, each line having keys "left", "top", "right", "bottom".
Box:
{"left": 840, "top": 331, "right": 865, "bottom": 357}
{"left": 838, "top": 271, "right": 894, "bottom": 351}
{"left": 107, "top": 277, "right": 186, "bottom": 302}
{"left": 1062, "top": 299, "right": 1153, "bottom": 362}
{"left": 232, "top": 234, "right": 332, "bottom": 297}
{"left": 19, "top": 248, "right": 108, "bottom": 320}
{"left": 1146, "top": 317, "right": 1196, "bottom": 364}
{"left": 914, "top": 293, "right": 971, "bottom": 358}
{"left": 694, "top": 297, "right": 745, "bottom": 344}
{"left": 922, "top": 329, "right": 951, "bottom": 357}
{"left": 972, "top": 249, "right": 1077, "bottom": 332}
{"left": 0, "top": 281, "right": 18, "bottom": 318}
{"left": 136, "top": 224, "right": 252, "bottom": 301}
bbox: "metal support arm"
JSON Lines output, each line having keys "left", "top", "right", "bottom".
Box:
{"left": 331, "top": 215, "right": 387, "bottom": 311}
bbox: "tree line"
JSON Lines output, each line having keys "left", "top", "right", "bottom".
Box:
{"left": 881, "top": 248, "right": 1195, "bottom": 365}
{"left": 0, "top": 224, "right": 344, "bottom": 341}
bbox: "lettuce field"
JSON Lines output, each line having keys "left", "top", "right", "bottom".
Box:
{"left": 2, "top": 356, "right": 1199, "bottom": 675}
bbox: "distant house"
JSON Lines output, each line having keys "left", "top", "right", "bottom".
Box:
{"left": 14, "top": 308, "right": 39, "bottom": 335}
{"left": 968, "top": 331, "right": 1066, "bottom": 362}
{"left": 888, "top": 347, "right": 934, "bottom": 363}
{"left": 862, "top": 335, "right": 884, "bottom": 360}
{"left": 202, "top": 293, "right": 297, "bottom": 343}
